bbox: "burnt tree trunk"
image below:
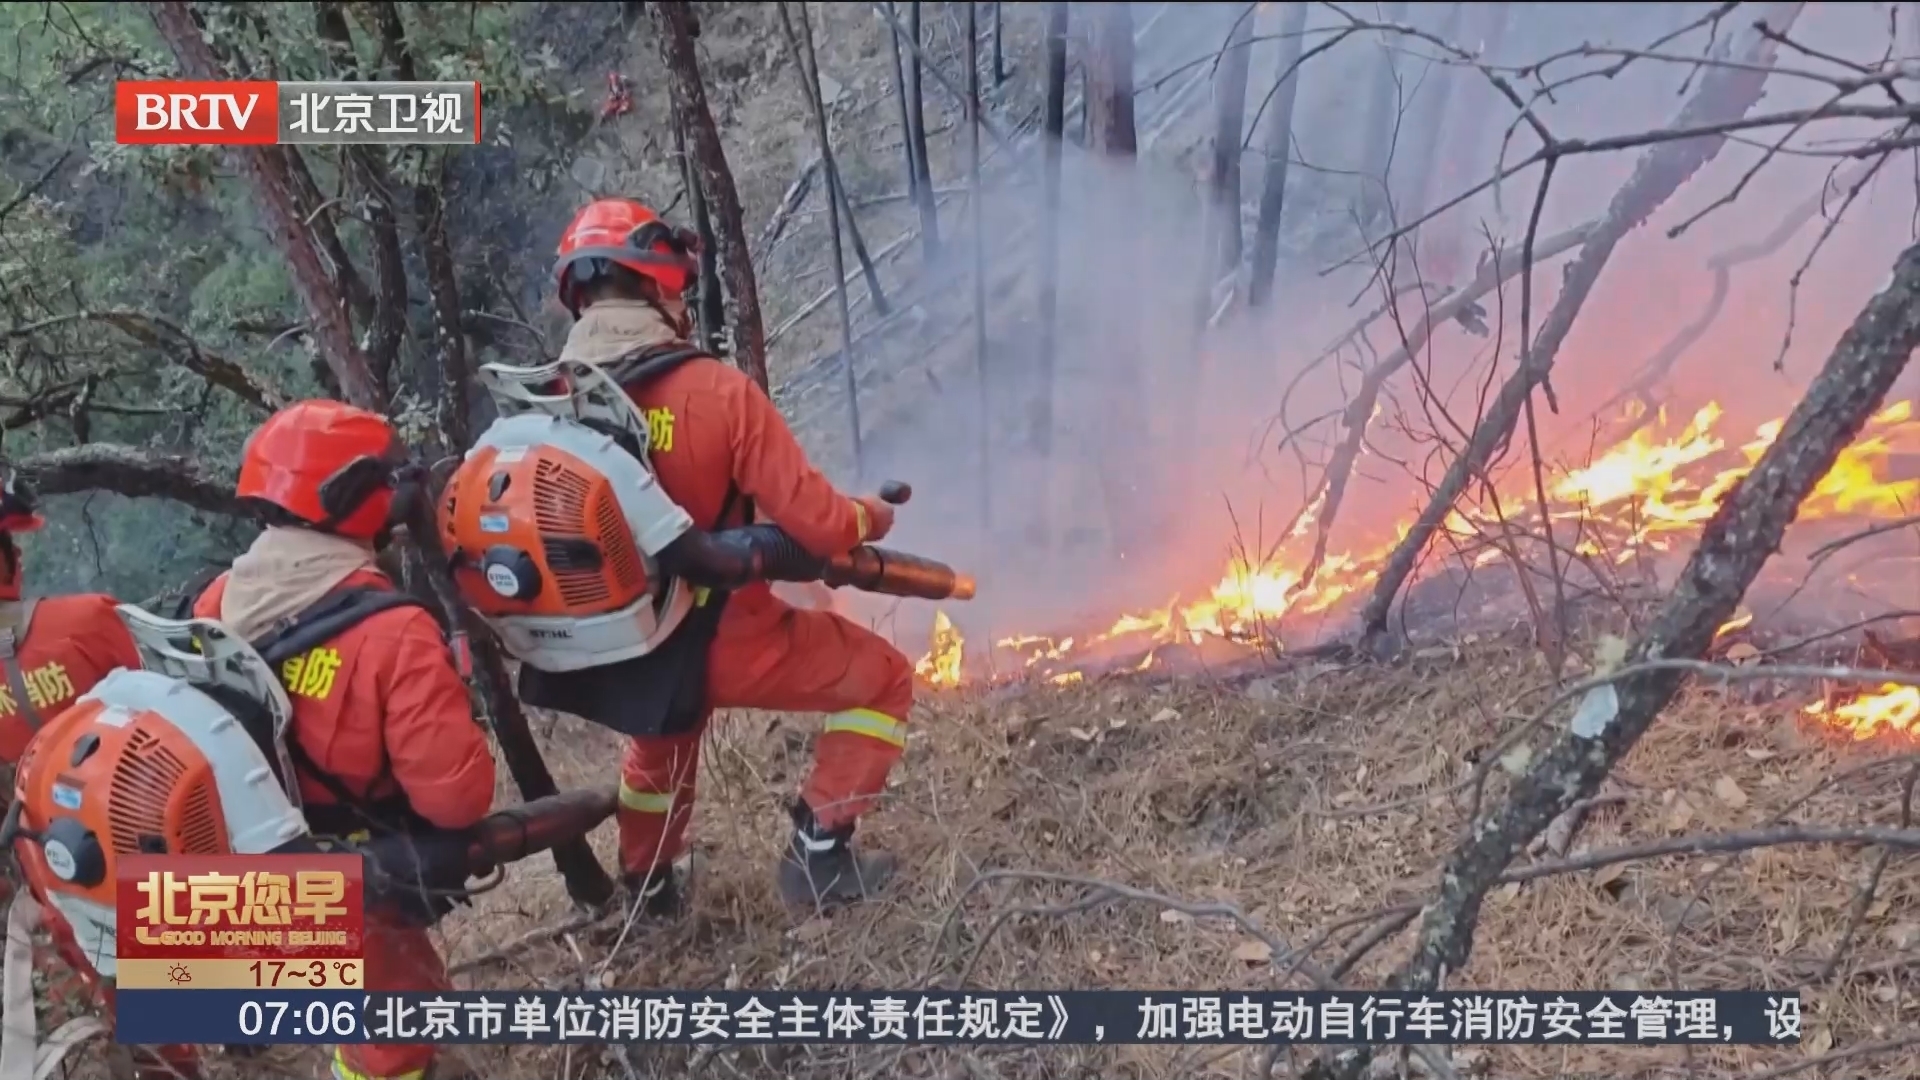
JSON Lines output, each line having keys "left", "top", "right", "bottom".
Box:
{"left": 650, "top": 1, "right": 770, "bottom": 393}
{"left": 149, "top": 1, "right": 381, "bottom": 409}
{"left": 1356, "top": 0, "right": 1408, "bottom": 236}
{"left": 1208, "top": 5, "right": 1256, "bottom": 275}
{"left": 1085, "top": 2, "right": 1138, "bottom": 157}
{"left": 831, "top": 166, "right": 891, "bottom": 317}
{"left": 780, "top": 0, "right": 864, "bottom": 470}
{"left": 672, "top": 116, "right": 725, "bottom": 355}
{"left": 1247, "top": 0, "right": 1309, "bottom": 309}
{"left": 1360, "top": 3, "right": 1806, "bottom": 641}
{"left": 905, "top": 1, "right": 941, "bottom": 260}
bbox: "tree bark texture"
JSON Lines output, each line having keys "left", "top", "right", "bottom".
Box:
{"left": 1247, "top": 1, "right": 1309, "bottom": 309}
{"left": 649, "top": 1, "right": 770, "bottom": 394}
{"left": 672, "top": 117, "right": 721, "bottom": 355}
{"left": 906, "top": 1, "right": 941, "bottom": 260}
{"left": 149, "top": 0, "right": 383, "bottom": 411}
{"left": 1209, "top": 4, "right": 1256, "bottom": 274}
{"left": 1085, "top": 2, "right": 1138, "bottom": 158}
{"left": 1359, "top": 2, "right": 1805, "bottom": 640}
{"left": 18, "top": 444, "right": 257, "bottom": 520}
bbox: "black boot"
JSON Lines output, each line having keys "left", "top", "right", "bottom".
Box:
{"left": 621, "top": 863, "right": 686, "bottom": 920}
{"left": 777, "top": 801, "right": 897, "bottom": 908}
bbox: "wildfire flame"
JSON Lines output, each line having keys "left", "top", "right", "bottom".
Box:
{"left": 1804, "top": 686, "right": 1919, "bottom": 740}
{"left": 913, "top": 399, "right": 1920, "bottom": 741}
{"left": 915, "top": 610, "right": 964, "bottom": 689}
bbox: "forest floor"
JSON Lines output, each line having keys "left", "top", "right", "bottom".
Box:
{"left": 211, "top": 618, "right": 1920, "bottom": 1080}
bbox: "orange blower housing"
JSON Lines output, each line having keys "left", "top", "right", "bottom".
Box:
{"left": 440, "top": 441, "right": 655, "bottom": 620}
{"left": 438, "top": 361, "right": 700, "bottom": 674}
{"left": 7, "top": 608, "right": 312, "bottom": 984}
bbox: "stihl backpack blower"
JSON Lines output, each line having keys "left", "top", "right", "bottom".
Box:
{"left": 437, "top": 351, "right": 976, "bottom": 673}
{"left": 1, "top": 602, "right": 618, "bottom": 985}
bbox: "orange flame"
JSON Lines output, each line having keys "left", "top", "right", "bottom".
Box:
{"left": 915, "top": 398, "right": 1920, "bottom": 741}
{"left": 1804, "top": 685, "right": 1920, "bottom": 740}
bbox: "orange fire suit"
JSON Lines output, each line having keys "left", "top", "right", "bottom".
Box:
{"left": 194, "top": 568, "right": 496, "bottom": 1080}
{"left": 520, "top": 350, "right": 914, "bottom": 879}
{"left": 0, "top": 593, "right": 141, "bottom": 764}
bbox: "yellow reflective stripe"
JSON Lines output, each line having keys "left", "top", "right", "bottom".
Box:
{"left": 822, "top": 708, "right": 907, "bottom": 749}
{"left": 851, "top": 499, "right": 871, "bottom": 542}
{"left": 618, "top": 782, "right": 677, "bottom": 814}
{"left": 331, "top": 1050, "right": 424, "bottom": 1080}
{"left": 693, "top": 585, "right": 712, "bottom": 607}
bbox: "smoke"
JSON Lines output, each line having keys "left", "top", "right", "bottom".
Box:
{"left": 825, "top": 1, "right": 1920, "bottom": 657}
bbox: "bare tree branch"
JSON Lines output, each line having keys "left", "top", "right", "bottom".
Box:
{"left": 1359, "top": 3, "right": 1807, "bottom": 640}
{"left": 14, "top": 443, "right": 255, "bottom": 519}
{"left": 1305, "top": 160, "right": 1920, "bottom": 1080}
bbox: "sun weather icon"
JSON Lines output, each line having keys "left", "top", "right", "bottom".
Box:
{"left": 166, "top": 963, "right": 191, "bottom": 985}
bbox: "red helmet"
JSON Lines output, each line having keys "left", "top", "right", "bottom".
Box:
{"left": 0, "top": 466, "right": 44, "bottom": 603}
{"left": 237, "top": 400, "right": 401, "bottom": 541}
{"left": 553, "top": 198, "right": 700, "bottom": 316}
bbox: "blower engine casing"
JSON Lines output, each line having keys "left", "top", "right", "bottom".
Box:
{"left": 13, "top": 608, "right": 310, "bottom": 980}
{"left": 439, "top": 362, "right": 699, "bottom": 672}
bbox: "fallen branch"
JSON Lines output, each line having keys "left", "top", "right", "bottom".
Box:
{"left": 756, "top": 155, "right": 821, "bottom": 255}
{"left": 1358, "top": 3, "right": 1806, "bottom": 640}
{"left": 1305, "top": 145, "right": 1920, "bottom": 1080}
{"left": 1499, "top": 824, "right": 1920, "bottom": 884}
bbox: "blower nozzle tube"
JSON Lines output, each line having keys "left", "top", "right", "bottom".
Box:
{"left": 663, "top": 524, "right": 975, "bottom": 602}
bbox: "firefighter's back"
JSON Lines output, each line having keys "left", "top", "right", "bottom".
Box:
{"left": 0, "top": 592, "right": 139, "bottom": 763}
{"left": 191, "top": 567, "right": 494, "bottom": 831}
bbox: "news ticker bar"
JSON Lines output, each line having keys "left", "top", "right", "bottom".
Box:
{"left": 115, "top": 990, "right": 1804, "bottom": 1047}
{"left": 114, "top": 81, "right": 479, "bottom": 145}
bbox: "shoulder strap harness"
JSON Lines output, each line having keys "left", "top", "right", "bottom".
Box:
{"left": 601, "top": 343, "right": 755, "bottom": 532}
{"left": 250, "top": 587, "right": 435, "bottom": 838}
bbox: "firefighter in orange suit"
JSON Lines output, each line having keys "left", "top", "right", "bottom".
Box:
{"left": 521, "top": 197, "right": 914, "bottom": 911}
{"left": 0, "top": 469, "right": 154, "bottom": 1068}
{"left": 0, "top": 469, "right": 142, "bottom": 774}
{"left": 185, "top": 401, "right": 496, "bottom": 1080}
